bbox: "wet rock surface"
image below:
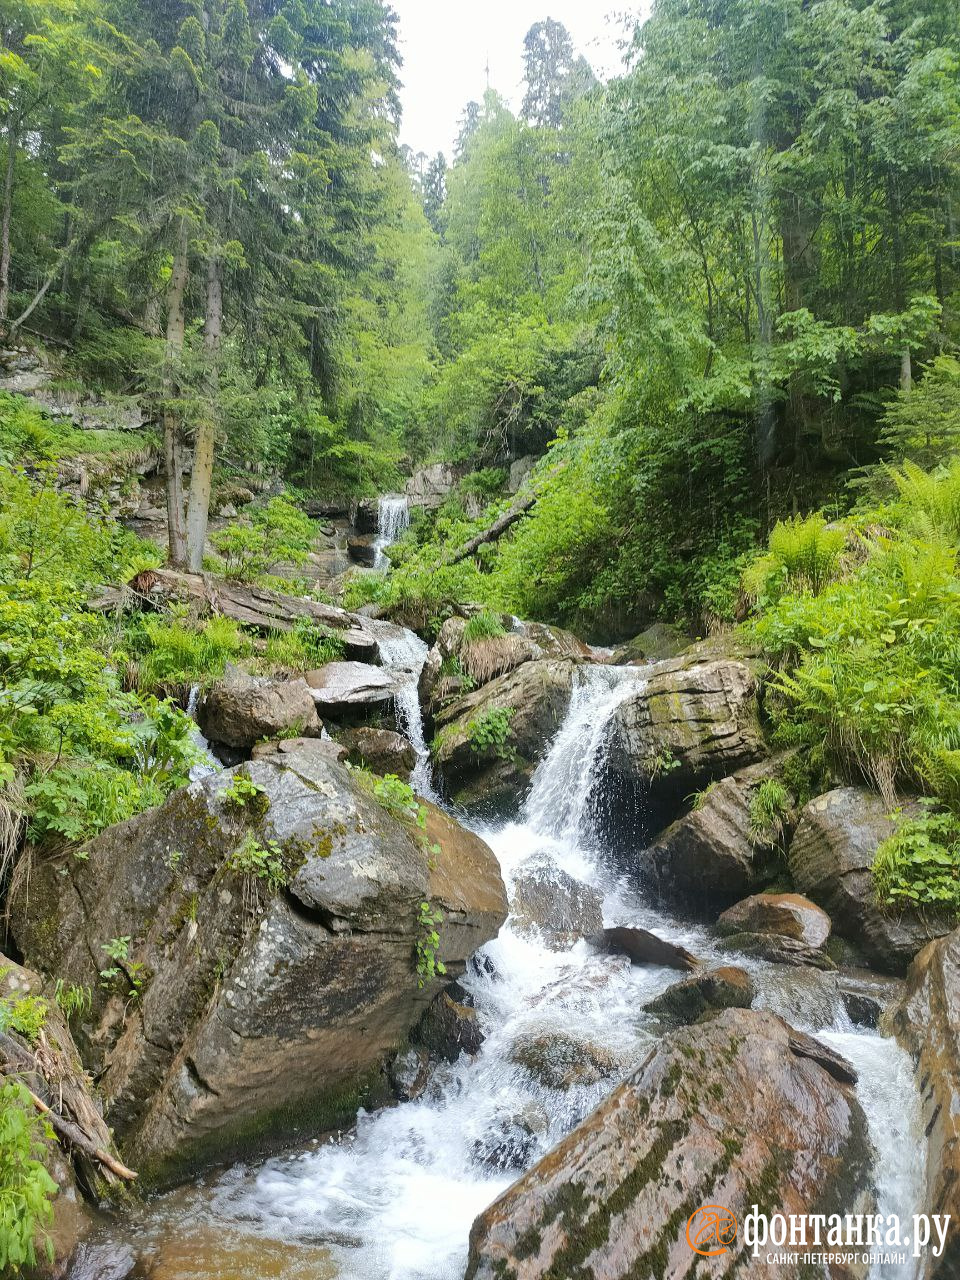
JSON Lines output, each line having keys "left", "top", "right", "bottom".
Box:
{"left": 716, "top": 892, "right": 834, "bottom": 968}
{"left": 642, "top": 965, "right": 755, "bottom": 1025}
{"left": 788, "top": 787, "right": 950, "bottom": 974}
{"left": 588, "top": 926, "right": 700, "bottom": 972}
{"left": 305, "top": 661, "right": 399, "bottom": 721}
{"left": 891, "top": 928, "right": 960, "bottom": 1277}
{"left": 607, "top": 656, "right": 766, "bottom": 811}
{"left": 466, "top": 1008, "right": 873, "bottom": 1280}
{"left": 336, "top": 726, "right": 417, "bottom": 780}
{"left": 511, "top": 854, "right": 604, "bottom": 948}
{"left": 12, "top": 742, "right": 507, "bottom": 1179}
{"left": 508, "top": 1032, "right": 624, "bottom": 1092}
{"left": 431, "top": 659, "right": 577, "bottom": 812}
{"left": 635, "top": 759, "right": 787, "bottom": 913}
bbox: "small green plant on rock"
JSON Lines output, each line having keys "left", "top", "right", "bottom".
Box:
{"left": 467, "top": 707, "right": 515, "bottom": 760}
{"left": 0, "top": 1079, "right": 57, "bottom": 1273}
{"left": 226, "top": 832, "right": 289, "bottom": 895}
{"left": 873, "top": 804, "right": 960, "bottom": 912}
{"left": 749, "top": 779, "right": 791, "bottom": 846}
{"left": 0, "top": 994, "right": 47, "bottom": 1045}
{"left": 54, "top": 981, "right": 92, "bottom": 1024}
{"left": 415, "top": 900, "right": 446, "bottom": 989}
{"left": 219, "top": 773, "right": 270, "bottom": 815}
{"left": 98, "top": 937, "right": 147, "bottom": 1000}
{"left": 371, "top": 773, "right": 426, "bottom": 829}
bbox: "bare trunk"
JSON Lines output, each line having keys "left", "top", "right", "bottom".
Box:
{"left": 0, "top": 118, "right": 18, "bottom": 326}
{"left": 900, "top": 346, "right": 913, "bottom": 394}
{"left": 185, "top": 255, "right": 222, "bottom": 572}
{"left": 163, "top": 225, "right": 189, "bottom": 565}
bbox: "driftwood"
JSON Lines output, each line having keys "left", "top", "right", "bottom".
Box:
{"left": 27, "top": 1087, "right": 137, "bottom": 1182}
{"left": 446, "top": 492, "right": 538, "bottom": 565}
{"left": 127, "top": 569, "right": 378, "bottom": 658}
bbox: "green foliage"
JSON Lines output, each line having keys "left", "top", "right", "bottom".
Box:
{"left": 748, "top": 780, "right": 791, "bottom": 846}
{"left": 462, "top": 611, "right": 506, "bottom": 644}
{"left": 259, "top": 619, "right": 345, "bottom": 674}
{"left": 128, "top": 611, "right": 250, "bottom": 692}
{"left": 874, "top": 805, "right": 960, "bottom": 912}
{"left": 210, "top": 498, "right": 318, "bottom": 583}
{"left": 369, "top": 773, "right": 427, "bottom": 831}
{"left": 467, "top": 707, "right": 515, "bottom": 760}
{"left": 225, "top": 833, "right": 289, "bottom": 895}
{"left": 219, "top": 773, "right": 269, "bottom": 813}
{"left": 0, "top": 1080, "right": 57, "bottom": 1275}
{"left": 743, "top": 515, "right": 847, "bottom": 605}
{"left": 53, "top": 981, "right": 92, "bottom": 1025}
{"left": 880, "top": 359, "right": 960, "bottom": 466}
{"left": 414, "top": 900, "right": 447, "bottom": 988}
{"left": 0, "top": 995, "right": 47, "bottom": 1046}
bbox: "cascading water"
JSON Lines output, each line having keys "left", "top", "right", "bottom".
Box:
{"left": 74, "top": 664, "right": 927, "bottom": 1280}
{"left": 373, "top": 495, "right": 411, "bottom": 571}
{"left": 367, "top": 619, "right": 439, "bottom": 802}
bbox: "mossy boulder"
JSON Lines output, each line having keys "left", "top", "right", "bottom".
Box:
{"left": 642, "top": 965, "right": 755, "bottom": 1025}
{"left": 606, "top": 654, "right": 766, "bottom": 826}
{"left": 788, "top": 787, "right": 950, "bottom": 974}
{"left": 431, "top": 659, "right": 577, "bottom": 813}
{"left": 12, "top": 742, "right": 507, "bottom": 1182}
{"left": 466, "top": 1009, "right": 873, "bottom": 1280}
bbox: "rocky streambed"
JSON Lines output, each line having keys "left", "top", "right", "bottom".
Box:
{"left": 10, "top": 597, "right": 960, "bottom": 1280}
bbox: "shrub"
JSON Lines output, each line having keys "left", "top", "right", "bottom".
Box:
{"left": 0, "top": 1080, "right": 57, "bottom": 1274}
{"left": 128, "top": 611, "right": 250, "bottom": 691}
{"left": 467, "top": 707, "right": 515, "bottom": 759}
{"left": 210, "top": 497, "right": 317, "bottom": 583}
{"left": 873, "top": 805, "right": 960, "bottom": 912}
{"left": 742, "top": 513, "right": 846, "bottom": 605}
{"left": 748, "top": 779, "right": 791, "bottom": 846}
{"left": 259, "top": 619, "right": 345, "bottom": 673}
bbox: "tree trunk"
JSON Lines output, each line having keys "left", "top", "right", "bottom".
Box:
{"left": 900, "top": 346, "right": 912, "bottom": 394}
{"left": 163, "top": 224, "right": 189, "bottom": 566}
{"left": 0, "top": 118, "right": 18, "bottom": 327}
{"left": 185, "top": 255, "right": 222, "bottom": 572}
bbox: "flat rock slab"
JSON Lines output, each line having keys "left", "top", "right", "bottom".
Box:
{"left": 306, "top": 661, "right": 399, "bottom": 715}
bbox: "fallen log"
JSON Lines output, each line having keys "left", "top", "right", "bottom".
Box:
{"left": 127, "top": 569, "right": 378, "bottom": 660}
{"left": 27, "top": 1087, "right": 138, "bottom": 1182}
{"left": 446, "top": 492, "right": 537, "bottom": 565}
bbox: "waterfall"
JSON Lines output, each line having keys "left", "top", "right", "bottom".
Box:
{"left": 367, "top": 619, "right": 439, "bottom": 802}
{"left": 81, "top": 658, "right": 927, "bottom": 1280}
{"left": 524, "top": 665, "right": 644, "bottom": 847}
{"left": 373, "top": 495, "right": 410, "bottom": 571}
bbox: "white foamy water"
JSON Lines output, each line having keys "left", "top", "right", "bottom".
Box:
{"left": 79, "top": 664, "right": 927, "bottom": 1280}
{"left": 367, "top": 619, "right": 439, "bottom": 802}
{"left": 373, "top": 495, "right": 410, "bottom": 571}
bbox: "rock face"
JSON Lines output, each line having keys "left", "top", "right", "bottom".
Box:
{"left": 347, "top": 536, "right": 378, "bottom": 566}
{"left": 788, "top": 787, "right": 949, "bottom": 974}
{"left": 642, "top": 965, "right": 755, "bottom": 1025}
{"left": 607, "top": 656, "right": 765, "bottom": 812}
{"left": 891, "top": 928, "right": 960, "bottom": 1277}
{"left": 716, "top": 893, "right": 833, "bottom": 968}
{"left": 466, "top": 1008, "right": 872, "bottom": 1280}
{"left": 306, "top": 661, "right": 398, "bottom": 721}
{"left": 336, "top": 727, "right": 417, "bottom": 780}
{"left": 611, "top": 622, "right": 690, "bottom": 665}
{"left": 511, "top": 855, "right": 604, "bottom": 948}
{"left": 197, "top": 667, "right": 321, "bottom": 750}
{"left": 13, "top": 742, "right": 507, "bottom": 1179}
{"left": 508, "top": 1032, "right": 624, "bottom": 1092}
{"left": 406, "top": 462, "right": 459, "bottom": 508}
{"left": 635, "top": 760, "right": 786, "bottom": 914}
{"left": 413, "top": 990, "right": 483, "bottom": 1063}
{"left": 432, "top": 659, "right": 577, "bottom": 811}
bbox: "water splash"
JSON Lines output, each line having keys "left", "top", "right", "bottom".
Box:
{"left": 373, "top": 495, "right": 410, "bottom": 571}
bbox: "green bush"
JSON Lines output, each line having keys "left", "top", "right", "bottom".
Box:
{"left": 467, "top": 707, "right": 515, "bottom": 760}
{"left": 259, "top": 618, "right": 345, "bottom": 673}
{"left": 874, "top": 804, "right": 960, "bottom": 912}
{"left": 210, "top": 497, "right": 318, "bottom": 583}
{"left": 0, "top": 1080, "right": 57, "bottom": 1275}
{"left": 743, "top": 514, "right": 846, "bottom": 604}
{"left": 128, "top": 611, "right": 250, "bottom": 691}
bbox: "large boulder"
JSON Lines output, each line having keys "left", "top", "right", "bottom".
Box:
{"left": 336, "top": 726, "right": 417, "bottom": 780}
{"left": 511, "top": 854, "right": 604, "bottom": 948}
{"left": 419, "top": 616, "right": 589, "bottom": 721}
{"left": 432, "top": 659, "right": 577, "bottom": 812}
{"left": 788, "top": 787, "right": 950, "bottom": 974}
{"left": 891, "top": 928, "right": 960, "bottom": 1277}
{"left": 716, "top": 893, "right": 833, "bottom": 968}
{"left": 196, "top": 667, "right": 321, "bottom": 751}
{"left": 606, "top": 655, "right": 765, "bottom": 818}
{"left": 634, "top": 759, "right": 788, "bottom": 914}
{"left": 466, "top": 1009, "right": 872, "bottom": 1280}
{"left": 13, "top": 742, "right": 507, "bottom": 1180}
{"left": 305, "top": 661, "right": 399, "bottom": 722}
